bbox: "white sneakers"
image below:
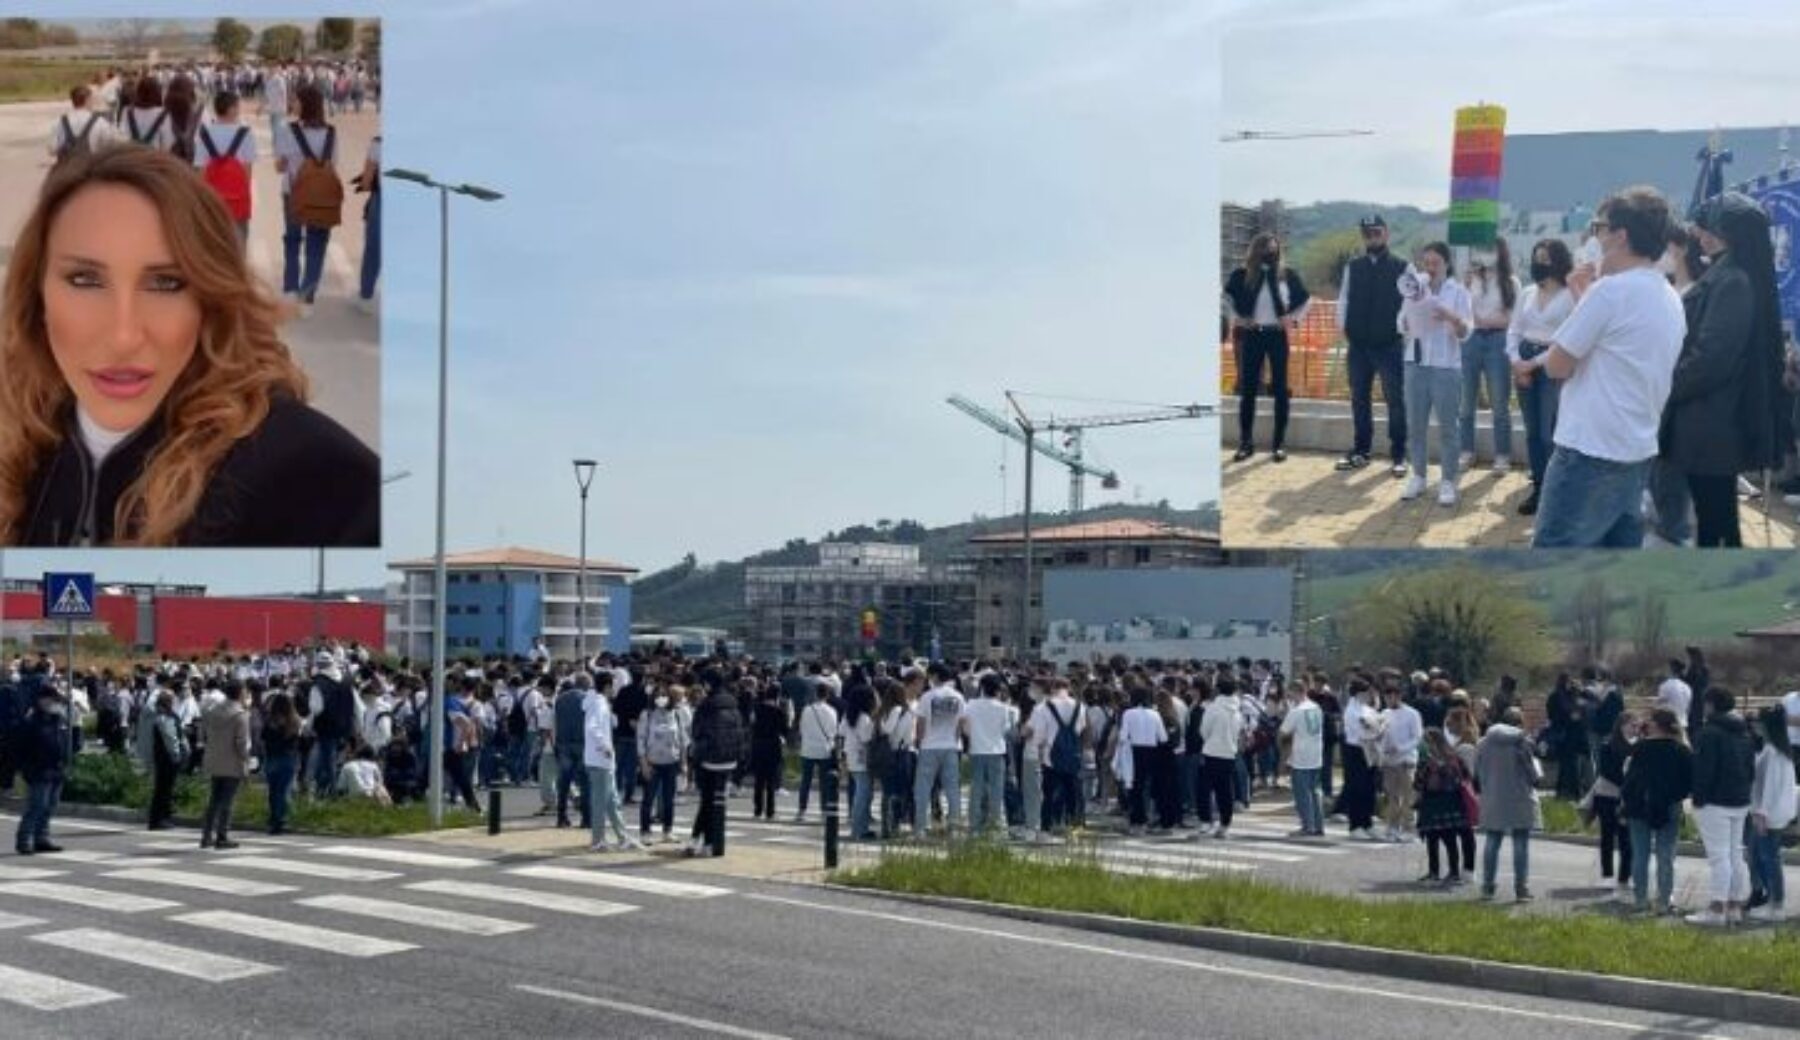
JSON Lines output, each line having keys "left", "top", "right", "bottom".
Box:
{"left": 1457, "top": 451, "right": 1475, "bottom": 470}
{"left": 1685, "top": 909, "right": 1731, "bottom": 927}
{"left": 1746, "top": 905, "right": 1787, "bottom": 923}
{"left": 1491, "top": 455, "right": 1511, "bottom": 473}
{"left": 1351, "top": 827, "right": 1380, "bottom": 842}
{"left": 1437, "top": 480, "right": 1458, "bottom": 507}
{"left": 1401, "top": 474, "right": 1427, "bottom": 500}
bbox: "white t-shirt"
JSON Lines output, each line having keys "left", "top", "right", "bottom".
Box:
{"left": 1550, "top": 266, "right": 1685, "bottom": 462}
{"left": 880, "top": 705, "right": 917, "bottom": 752}
{"left": 76, "top": 408, "right": 135, "bottom": 465}
{"left": 49, "top": 109, "right": 118, "bottom": 157}
{"left": 192, "top": 120, "right": 258, "bottom": 169}
{"left": 961, "top": 697, "right": 1012, "bottom": 757}
{"left": 1028, "top": 695, "right": 1086, "bottom": 763}
{"left": 1783, "top": 690, "right": 1800, "bottom": 748}
{"left": 838, "top": 714, "right": 875, "bottom": 773}
{"left": 1119, "top": 706, "right": 1167, "bottom": 748}
{"left": 1506, "top": 283, "right": 1576, "bottom": 362}
{"left": 123, "top": 106, "right": 174, "bottom": 151}
{"left": 1655, "top": 678, "right": 1693, "bottom": 724}
{"left": 337, "top": 759, "right": 383, "bottom": 799}
{"left": 1279, "top": 700, "right": 1325, "bottom": 771}
{"left": 798, "top": 702, "right": 840, "bottom": 760}
{"left": 275, "top": 122, "right": 337, "bottom": 195}
{"left": 917, "top": 686, "right": 966, "bottom": 752}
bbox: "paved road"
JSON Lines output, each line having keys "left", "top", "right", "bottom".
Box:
{"left": 0, "top": 811, "right": 1790, "bottom": 1039}
{"left": 0, "top": 99, "right": 380, "bottom": 452}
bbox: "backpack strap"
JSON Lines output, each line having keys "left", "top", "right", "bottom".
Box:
{"left": 58, "top": 114, "right": 73, "bottom": 151}
{"left": 321, "top": 125, "right": 336, "bottom": 162}
{"left": 228, "top": 126, "right": 249, "bottom": 159}
{"left": 200, "top": 126, "right": 219, "bottom": 159}
{"left": 290, "top": 121, "right": 316, "bottom": 162}
{"left": 126, "top": 109, "right": 140, "bottom": 141}
{"left": 147, "top": 111, "right": 167, "bottom": 143}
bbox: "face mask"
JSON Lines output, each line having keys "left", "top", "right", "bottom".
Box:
{"left": 655, "top": 696, "right": 669, "bottom": 710}
{"left": 1529, "top": 262, "right": 1553, "bottom": 283}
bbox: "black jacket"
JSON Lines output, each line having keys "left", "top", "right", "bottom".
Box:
{"left": 17, "top": 704, "right": 71, "bottom": 783}
{"left": 1225, "top": 266, "right": 1310, "bottom": 325}
{"left": 1341, "top": 249, "right": 1408, "bottom": 348}
{"left": 18, "top": 395, "right": 378, "bottom": 547}
{"left": 1660, "top": 261, "right": 1772, "bottom": 476}
{"left": 691, "top": 691, "right": 745, "bottom": 768}
{"left": 1691, "top": 712, "right": 1755, "bottom": 809}
{"left": 1621, "top": 737, "right": 1691, "bottom": 828}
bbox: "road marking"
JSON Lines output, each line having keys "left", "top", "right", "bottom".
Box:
{"left": 406, "top": 880, "right": 636, "bottom": 919}
{"left": 32, "top": 850, "right": 118, "bottom": 864}
{"left": 298, "top": 894, "right": 532, "bottom": 936}
{"left": 137, "top": 841, "right": 273, "bottom": 855}
{"left": 508, "top": 866, "right": 732, "bottom": 899}
{"left": 32, "top": 928, "right": 279, "bottom": 981}
{"left": 0, "top": 865, "right": 65, "bottom": 882}
{"left": 0, "top": 962, "right": 122, "bottom": 1011}
{"left": 746, "top": 895, "right": 1740, "bottom": 1039}
{"left": 101, "top": 867, "right": 299, "bottom": 898}
{"left": 516, "top": 984, "right": 792, "bottom": 1040}
{"left": 1121, "top": 840, "right": 1305, "bottom": 864}
{"left": 0, "top": 911, "right": 44, "bottom": 930}
{"left": 314, "top": 845, "right": 488, "bottom": 869}
{"left": 0, "top": 881, "right": 180, "bottom": 913}
{"left": 219, "top": 856, "right": 401, "bottom": 882}
{"left": 172, "top": 910, "right": 416, "bottom": 957}
{"left": 234, "top": 836, "right": 318, "bottom": 849}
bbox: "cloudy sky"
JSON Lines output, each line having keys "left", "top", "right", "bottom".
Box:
{"left": 6, "top": 0, "right": 1221, "bottom": 595}
{"left": 1221, "top": 0, "right": 1800, "bottom": 209}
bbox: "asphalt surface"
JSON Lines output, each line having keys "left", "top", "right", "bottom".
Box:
{"left": 0, "top": 97, "right": 381, "bottom": 452}
{"left": 0, "top": 806, "right": 1794, "bottom": 1039}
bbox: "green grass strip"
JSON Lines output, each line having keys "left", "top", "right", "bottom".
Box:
{"left": 837, "top": 843, "right": 1800, "bottom": 997}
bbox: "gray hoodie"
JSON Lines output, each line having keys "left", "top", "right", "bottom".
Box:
{"left": 1473, "top": 724, "right": 1541, "bottom": 832}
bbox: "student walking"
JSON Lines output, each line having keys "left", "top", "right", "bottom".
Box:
{"left": 14, "top": 679, "right": 70, "bottom": 856}
{"left": 276, "top": 84, "right": 343, "bottom": 310}
{"left": 193, "top": 90, "right": 256, "bottom": 247}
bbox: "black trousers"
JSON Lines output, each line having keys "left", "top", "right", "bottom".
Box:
{"left": 1426, "top": 830, "right": 1462, "bottom": 877}
{"left": 1347, "top": 340, "right": 1407, "bottom": 462}
{"left": 1237, "top": 327, "right": 1292, "bottom": 450}
{"left": 1202, "top": 756, "right": 1236, "bottom": 828}
{"left": 1335, "top": 745, "right": 1377, "bottom": 831}
{"left": 691, "top": 767, "right": 731, "bottom": 853}
{"left": 1687, "top": 472, "right": 1742, "bottom": 548}
{"left": 1149, "top": 745, "right": 1179, "bottom": 829}
{"left": 752, "top": 758, "right": 781, "bottom": 819}
{"left": 1594, "top": 795, "right": 1632, "bottom": 883}
{"left": 201, "top": 777, "right": 241, "bottom": 842}
{"left": 148, "top": 759, "right": 177, "bottom": 828}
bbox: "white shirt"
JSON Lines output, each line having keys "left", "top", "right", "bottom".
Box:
{"left": 49, "top": 108, "right": 118, "bottom": 156}
{"left": 1655, "top": 678, "right": 1693, "bottom": 724}
{"left": 76, "top": 408, "right": 136, "bottom": 465}
{"left": 582, "top": 694, "right": 616, "bottom": 769}
{"left": 962, "top": 698, "right": 1013, "bottom": 757}
{"left": 916, "top": 685, "right": 967, "bottom": 752}
{"left": 881, "top": 704, "right": 918, "bottom": 752}
{"left": 1279, "top": 699, "right": 1325, "bottom": 770}
{"left": 1027, "top": 695, "right": 1086, "bottom": 763}
{"left": 838, "top": 714, "right": 876, "bottom": 772}
{"left": 1505, "top": 283, "right": 1576, "bottom": 362}
{"left": 123, "top": 106, "right": 174, "bottom": 152}
{"left": 1783, "top": 691, "right": 1800, "bottom": 748}
{"left": 336, "top": 759, "right": 383, "bottom": 799}
{"left": 1378, "top": 703, "right": 1423, "bottom": 766}
{"left": 1398, "top": 275, "right": 1474, "bottom": 370}
{"left": 192, "top": 120, "right": 258, "bottom": 169}
{"left": 1752, "top": 745, "right": 1798, "bottom": 830}
{"left": 1119, "top": 706, "right": 1167, "bottom": 748}
{"left": 1467, "top": 273, "right": 1518, "bottom": 328}
{"left": 798, "top": 702, "right": 840, "bottom": 760}
{"left": 1200, "top": 696, "right": 1244, "bottom": 760}
{"left": 529, "top": 690, "right": 555, "bottom": 735}
{"left": 361, "top": 695, "right": 393, "bottom": 752}
{"left": 1550, "top": 266, "right": 1686, "bottom": 462}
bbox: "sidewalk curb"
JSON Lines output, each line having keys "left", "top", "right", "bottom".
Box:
{"left": 823, "top": 884, "right": 1800, "bottom": 1032}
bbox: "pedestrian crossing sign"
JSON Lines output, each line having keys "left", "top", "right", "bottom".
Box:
{"left": 43, "top": 572, "right": 96, "bottom": 619}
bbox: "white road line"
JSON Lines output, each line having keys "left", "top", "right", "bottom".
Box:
{"left": 313, "top": 845, "right": 488, "bottom": 869}
{"left": 172, "top": 910, "right": 415, "bottom": 957}
{"left": 32, "top": 928, "right": 279, "bottom": 982}
{"left": 32, "top": 850, "right": 119, "bottom": 864}
{"left": 508, "top": 866, "right": 732, "bottom": 899}
{"left": 137, "top": 841, "right": 273, "bottom": 855}
{"left": 0, "top": 962, "right": 122, "bottom": 1011}
{"left": 745, "top": 894, "right": 1741, "bottom": 1040}
{"left": 0, "top": 911, "right": 45, "bottom": 930}
{"left": 233, "top": 836, "right": 318, "bottom": 849}
{"left": 0, "top": 881, "right": 180, "bottom": 913}
{"left": 406, "top": 880, "right": 636, "bottom": 919}
{"left": 517, "top": 984, "right": 792, "bottom": 1040}
{"left": 1097, "top": 851, "right": 1254, "bottom": 874}
{"left": 101, "top": 867, "right": 299, "bottom": 898}
{"left": 34, "top": 819, "right": 125, "bottom": 834}
{"left": 298, "top": 894, "right": 532, "bottom": 937}
{"left": 0, "top": 865, "right": 65, "bottom": 882}
{"left": 755, "top": 836, "right": 815, "bottom": 846}
{"left": 219, "top": 855, "right": 400, "bottom": 882}
{"left": 1121, "top": 840, "right": 1305, "bottom": 864}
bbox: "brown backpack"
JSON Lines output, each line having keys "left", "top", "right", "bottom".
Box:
{"left": 288, "top": 122, "right": 343, "bottom": 229}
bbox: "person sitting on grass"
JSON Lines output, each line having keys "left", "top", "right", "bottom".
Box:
{"left": 336, "top": 745, "right": 391, "bottom": 805}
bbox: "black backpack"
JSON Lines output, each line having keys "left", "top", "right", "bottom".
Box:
{"left": 865, "top": 716, "right": 894, "bottom": 778}
{"left": 56, "top": 113, "right": 100, "bottom": 165}
{"left": 1047, "top": 702, "right": 1082, "bottom": 776}
{"left": 506, "top": 696, "right": 528, "bottom": 739}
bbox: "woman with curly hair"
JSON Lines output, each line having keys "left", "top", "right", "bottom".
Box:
{"left": 0, "top": 145, "right": 378, "bottom": 547}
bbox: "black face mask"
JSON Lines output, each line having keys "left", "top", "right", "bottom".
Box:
{"left": 1365, "top": 242, "right": 1387, "bottom": 257}
{"left": 1529, "top": 262, "right": 1553, "bottom": 283}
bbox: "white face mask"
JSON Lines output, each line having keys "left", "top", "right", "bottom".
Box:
{"left": 655, "top": 696, "right": 669, "bottom": 710}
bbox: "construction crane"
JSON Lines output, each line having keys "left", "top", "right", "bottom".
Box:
{"left": 1219, "top": 129, "right": 1374, "bottom": 144}
{"left": 946, "top": 395, "right": 1119, "bottom": 512}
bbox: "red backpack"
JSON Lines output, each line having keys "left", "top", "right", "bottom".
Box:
{"left": 200, "top": 126, "right": 252, "bottom": 222}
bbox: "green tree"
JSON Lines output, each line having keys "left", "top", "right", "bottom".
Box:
{"left": 1632, "top": 591, "right": 1669, "bottom": 660}
{"left": 357, "top": 20, "right": 381, "bottom": 70}
{"left": 1338, "top": 567, "right": 1553, "bottom": 686}
{"left": 0, "top": 18, "right": 41, "bottom": 49}
{"left": 1292, "top": 227, "right": 1364, "bottom": 297}
{"left": 1570, "top": 576, "right": 1612, "bottom": 665}
{"left": 212, "top": 17, "right": 252, "bottom": 62}
{"left": 315, "top": 18, "right": 356, "bottom": 55}
{"left": 257, "top": 24, "right": 307, "bottom": 63}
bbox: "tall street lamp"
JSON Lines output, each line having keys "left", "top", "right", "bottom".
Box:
{"left": 573, "top": 459, "right": 597, "bottom": 664}
{"left": 384, "top": 167, "right": 503, "bottom": 828}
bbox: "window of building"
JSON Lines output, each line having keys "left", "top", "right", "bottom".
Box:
{"left": 447, "top": 574, "right": 462, "bottom": 584}
{"left": 465, "top": 605, "right": 480, "bottom": 615}
{"left": 1134, "top": 546, "right": 1152, "bottom": 564}
{"left": 1063, "top": 550, "right": 1089, "bottom": 565}
{"left": 781, "top": 621, "right": 795, "bottom": 639}
{"left": 446, "top": 605, "right": 460, "bottom": 616}
{"left": 781, "top": 585, "right": 797, "bottom": 605}
{"left": 781, "top": 644, "right": 796, "bottom": 657}
{"left": 989, "top": 635, "right": 1002, "bottom": 648}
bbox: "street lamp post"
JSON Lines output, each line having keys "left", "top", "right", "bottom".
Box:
{"left": 573, "top": 459, "right": 597, "bottom": 664}
{"left": 385, "top": 167, "right": 503, "bottom": 828}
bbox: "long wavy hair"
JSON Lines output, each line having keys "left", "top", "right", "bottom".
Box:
{"left": 1242, "top": 232, "right": 1283, "bottom": 293}
{"left": 0, "top": 145, "right": 308, "bottom": 545}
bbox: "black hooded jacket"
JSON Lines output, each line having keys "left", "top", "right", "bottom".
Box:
{"left": 17, "top": 395, "right": 378, "bottom": 548}
{"left": 1691, "top": 711, "right": 1755, "bottom": 809}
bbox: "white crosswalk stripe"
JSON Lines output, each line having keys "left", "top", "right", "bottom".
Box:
{"left": 0, "top": 865, "right": 64, "bottom": 882}
{"left": 137, "top": 841, "right": 274, "bottom": 855}
{"left": 172, "top": 910, "right": 416, "bottom": 957}
{"left": 0, "top": 881, "right": 180, "bottom": 913}
{"left": 406, "top": 879, "right": 637, "bottom": 919}
{"left": 508, "top": 866, "right": 732, "bottom": 899}
{"left": 0, "top": 911, "right": 45, "bottom": 930}
{"left": 102, "top": 867, "right": 299, "bottom": 898}
{"left": 33, "top": 928, "right": 279, "bottom": 981}
{"left": 314, "top": 845, "right": 488, "bottom": 870}
{"left": 298, "top": 894, "right": 532, "bottom": 937}
{"left": 1121, "top": 840, "right": 1307, "bottom": 864}
{"left": 38, "top": 850, "right": 181, "bottom": 867}
{"left": 217, "top": 855, "right": 401, "bottom": 882}
{"left": 0, "top": 962, "right": 122, "bottom": 1011}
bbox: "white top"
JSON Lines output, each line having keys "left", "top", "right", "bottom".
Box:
{"left": 1199, "top": 696, "right": 1244, "bottom": 760}
{"left": 1783, "top": 691, "right": 1800, "bottom": 748}
{"left": 1279, "top": 700, "right": 1325, "bottom": 771}
{"left": 527, "top": 690, "right": 554, "bottom": 734}
{"left": 1377, "top": 703, "right": 1423, "bottom": 766}
{"left": 1751, "top": 745, "right": 1798, "bottom": 830}
{"left": 798, "top": 702, "right": 840, "bottom": 760}
{"left": 582, "top": 693, "right": 616, "bottom": 770}
{"left": 192, "top": 121, "right": 258, "bottom": 168}
{"left": 838, "top": 714, "right": 876, "bottom": 772}
{"left": 1398, "top": 275, "right": 1474, "bottom": 369}
{"left": 1119, "top": 706, "right": 1166, "bottom": 748}
{"left": 1467, "top": 273, "right": 1518, "bottom": 328}
{"left": 76, "top": 408, "right": 135, "bottom": 464}
{"left": 1655, "top": 678, "right": 1693, "bottom": 725}
{"left": 123, "top": 106, "right": 174, "bottom": 151}
{"left": 1027, "top": 695, "right": 1086, "bottom": 763}
{"left": 336, "top": 759, "right": 384, "bottom": 799}
{"left": 49, "top": 109, "right": 119, "bottom": 156}
{"left": 962, "top": 698, "right": 1013, "bottom": 757}
{"left": 1505, "top": 283, "right": 1576, "bottom": 362}
{"left": 1342, "top": 698, "right": 1374, "bottom": 748}
{"left": 1549, "top": 266, "right": 1686, "bottom": 462}
{"left": 360, "top": 695, "right": 393, "bottom": 752}
{"left": 275, "top": 122, "right": 337, "bottom": 194}
{"left": 1244, "top": 273, "right": 1311, "bottom": 327}
{"left": 880, "top": 705, "right": 918, "bottom": 752}
{"left": 916, "top": 685, "right": 967, "bottom": 752}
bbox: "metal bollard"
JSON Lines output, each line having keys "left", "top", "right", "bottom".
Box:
{"left": 487, "top": 788, "right": 502, "bottom": 835}
{"left": 824, "top": 765, "right": 840, "bottom": 870}
{"left": 708, "top": 772, "right": 727, "bottom": 856}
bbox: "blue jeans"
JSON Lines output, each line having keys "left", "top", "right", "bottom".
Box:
{"left": 1348, "top": 340, "right": 1407, "bottom": 462}
{"left": 1516, "top": 366, "right": 1561, "bottom": 485}
{"left": 587, "top": 767, "right": 629, "bottom": 846}
{"left": 478, "top": 738, "right": 501, "bottom": 787}
{"left": 797, "top": 757, "right": 831, "bottom": 816}
{"left": 849, "top": 769, "right": 875, "bottom": 839}
{"left": 1178, "top": 753, "right": 1202, "bottom": 820}
{"left": 16, "top": 779, "right": 61, "bottom": 850}
{"left": 1459, "top": 329, "right": 1513, "bottom": 459}
{"left": 639, "top": 762, "right": 678, "bottom": 835}
{"left": 914, "top": 748, "right": 962, "bottom": 833}
{"left": 265, "top": 752, "right": 298, "bottom": 832}
{"left": 1042, "top": 767, "right": 1084, "bottom": 831}
{"left": 1233, "top": 754, "right": 1251, "bottom": 808}
{"left": 1533, "top": 447, "right": 1651, "bottom": 548}
{"left": 1648, "top": 458, "right": 1693, "bottom": 545}
{"left": 311, "top": 737, "right": 340, "bottom": 798}
{"left": 615, "top": 740, "right": 639, "bottom": 805}
{"left": 359, "top": 190, "right": 380, "bottom": 300}
{"left": 555, "top": 747, "right": 589, "bottom": 826}
{"left": 1750, "top": 827, "right": 1786, "bottom": 908}
{"left": 1481, "top": 828, "right": 1531, "bottom": 895}
{"left": 1630, "top": 817, "right": 1681, "bottom": 908}
{"left": 508, "top": 735, "right": 534, "bottom": 785}
{"left": 1404, "top": 363, "right": 1462, "bottom": 481}
{"left": 282, "top": 206, "right": 332, "bottom": 301}
{"left": 1291, "top": 767, "right": 1323, "bottom": 833}
{"left": 969, "top": 754, "right": 1006, "bottom": 835}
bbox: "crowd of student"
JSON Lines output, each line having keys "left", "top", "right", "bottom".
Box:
{"left": 1226, "top": 185, "right": 1800, "bottom": 546}
{"left": 45, "top": 59, "right": 381, "bottom": 314}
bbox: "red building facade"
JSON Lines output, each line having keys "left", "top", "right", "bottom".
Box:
{"left": 1, "top": 589, "right": 382, "bottom": 654}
